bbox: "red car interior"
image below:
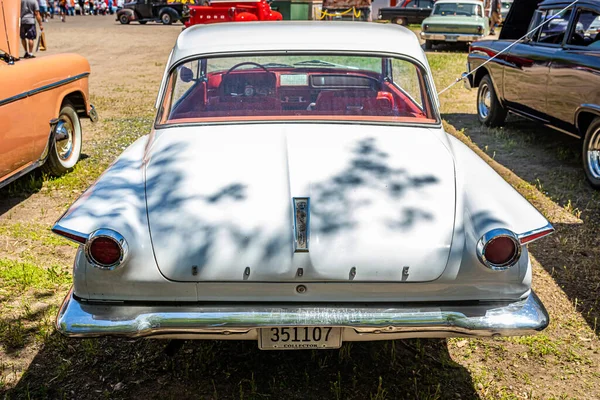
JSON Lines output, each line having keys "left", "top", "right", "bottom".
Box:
{"left": 167, "top": 68, "right": 430, "bottom": 122}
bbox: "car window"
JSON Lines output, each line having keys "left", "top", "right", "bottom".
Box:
{"left": 406, "top": 0, "right": 416, "bottom": 7}
{"left": 536, "top": 8, "right": 573, "bottom": 45}
{"left": 391, "top": 59, "right": 423, "bottom": 108}
{"left": 157, "top": 54, "right": 437, "bottom": 126}
{"left": 566, "top": 9, "right": 600, "bottom": 47}
{"left": 432, "top": 3, "right": 479, "bottom": 17}
{"left": 421, "top": 0, "right": 434, "bottom": 8}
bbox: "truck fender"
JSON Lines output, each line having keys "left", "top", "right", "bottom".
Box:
{"left": 160, "top": 6, "right": 180, "bottom": 19}
{"left": 235, "top": 12, "right": 258, "bottom": 21}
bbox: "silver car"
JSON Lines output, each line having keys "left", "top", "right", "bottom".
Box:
{"left": 54, "top": 22, "right": 553, "bottom": 350}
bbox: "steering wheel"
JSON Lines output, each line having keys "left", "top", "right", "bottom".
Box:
{"left": 224, "top": 62, "right": 270, "bottom": 75}
{"left": 570, "top": 32, "right": 586, "bottom": 46}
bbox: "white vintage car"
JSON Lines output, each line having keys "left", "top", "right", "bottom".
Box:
{"left": 54, "top": 22, "right": 553, "bottom": 350}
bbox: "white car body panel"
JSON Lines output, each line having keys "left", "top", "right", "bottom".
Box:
{"left": 146, "top": 124, "right": 456, "bottom": 283}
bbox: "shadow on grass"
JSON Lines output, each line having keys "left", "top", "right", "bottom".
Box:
{"left": 445, "top": 112, "right": 600, "bottom": 337}
{"left": 6, "top": 335, "right": 479, "bottom": 400}
{"left": 0, "top": 171, "right": 45, "bottom": 217}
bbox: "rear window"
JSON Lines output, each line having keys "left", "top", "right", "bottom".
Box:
{"left": 157, "top": 54, "right": 437, "bottom": 126}
{"left": 432, "top": 3, "right": 482, "bottom": 17}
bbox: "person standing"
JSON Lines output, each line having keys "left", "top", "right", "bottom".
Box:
{"left": 59, "top": 0, "right": 67, "bottom": 21}
{"left": 20, "top": 0, "right": 43, "bottom": 58}
{"left": 38, "top": 0, "right": 48, "bottom": 21}
{"left": 484, "top": 0, "right": 502, "bottom": 35}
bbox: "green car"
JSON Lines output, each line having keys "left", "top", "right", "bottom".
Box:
{"left": 420, "top": 0, "right": 489, "bottom": 50}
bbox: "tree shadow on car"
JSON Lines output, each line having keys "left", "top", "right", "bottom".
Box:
{"left": 445, "top": 112, "right": 600, "bottom": 338}
{"left": 6, "top": 334, "right": 480, "bottom": 399}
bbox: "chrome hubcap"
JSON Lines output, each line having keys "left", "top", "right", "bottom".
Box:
{"left": 55, "top": 116, "right": 74, "bottom": 161}
{"left": 587, "top": 128, "right": 600, "bottom": 179}
{"left": 478, "top": 84, "right": 491, "bottom": 119}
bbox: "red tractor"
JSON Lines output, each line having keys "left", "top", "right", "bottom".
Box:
{"left": 183, "top": 0, "right": 282, "bottom": 27}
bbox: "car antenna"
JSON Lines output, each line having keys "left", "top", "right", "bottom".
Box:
{"left": 437, "top": 0, "right": 579, "bottom": 96}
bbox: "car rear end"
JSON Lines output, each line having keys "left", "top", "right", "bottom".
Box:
{"left": 53, "top": 23, "right": 552, "bottom": 350}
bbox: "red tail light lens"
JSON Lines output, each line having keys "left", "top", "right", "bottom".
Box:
{"left": 484, "top": 236, "right": 517, "bottom": 265}
{"left": 89, "top": 237, "right": 121, "bottom": 266}
{"left": 85, "top": 229, "right": 129, "bottom": 270}
{"left": 476, "top": 229, "right": 521, "bottom": 270}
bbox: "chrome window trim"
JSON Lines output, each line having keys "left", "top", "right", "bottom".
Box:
{"left": 0, "top": 72, "right": 90, "bottom": 108}
{"left": 84, "top": 229, "right": 130, "bottom": 271}
{"left": 155, "top": 50, "right": 441, "bottom": 129}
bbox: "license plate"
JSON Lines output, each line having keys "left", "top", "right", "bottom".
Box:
{"left": 445, "top": 35, "right": 458, "bottom": 42}
{"left": 259, "top": 327, "right": 342, "bottom": 350}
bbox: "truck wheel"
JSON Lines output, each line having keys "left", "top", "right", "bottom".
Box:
{"left": 43, "top": 104, "right": 82, "bottom": 176}
{"left": 161, "top": 12, "right": 173, "bottom": 24}
{"left": 425, "top": 40, "right": 433, "bottom": 50}
{"left": 582, "top": 117, "right": 600, "bottom": 189}
{"left": 119, "top": 14, "right": 130, "bottom": 24}
{"left": 392, "top": 17, "right": 407, "bottom": 25}
{"left": 477, "top": 74, "right": 507, "bottom": 127}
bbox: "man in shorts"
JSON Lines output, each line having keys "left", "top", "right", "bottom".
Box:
{"left": 20, "top": 0, "right": 44, "bottom": 58}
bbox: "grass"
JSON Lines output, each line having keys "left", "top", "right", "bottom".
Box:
{"left": 0, "top": 259, "right": 71, "bottom": 292}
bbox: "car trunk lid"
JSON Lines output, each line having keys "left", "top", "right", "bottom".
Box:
{"left": 145, "top": 124, "right": 456, "bottom": 283}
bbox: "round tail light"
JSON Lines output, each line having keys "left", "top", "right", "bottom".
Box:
{"left": 85, "top": 229, "right": 129, "bottom": 270}
{"left": 476, "top": 229, "right": 521, "bottom": 270}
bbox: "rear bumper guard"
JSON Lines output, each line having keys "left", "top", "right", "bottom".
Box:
{"left": 56, "top": 288, "right": 549, "bottom": 339}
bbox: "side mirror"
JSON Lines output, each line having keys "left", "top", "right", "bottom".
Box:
{"left": 179, "top": 66, "right": 194, "bottom": 83}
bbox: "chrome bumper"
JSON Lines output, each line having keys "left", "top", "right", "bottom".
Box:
{"left": 420, "top": 32, "right": 485, "bottom": 42}
{"left": 56, "top": 289, "right": 549, "bottom": 340}
{"left": 88, "top": 104, "right": 98, "bottom": 123}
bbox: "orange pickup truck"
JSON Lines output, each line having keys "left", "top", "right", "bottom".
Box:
{"left": 0, "top": 0, "right": 97, "bottom": 190}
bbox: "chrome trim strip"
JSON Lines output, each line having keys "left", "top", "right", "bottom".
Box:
{"left": 517, "top": 223, "right": 555, "bottom": 245}
{"left": 293, "top": 197, "right": 310, "bottom": 252}
{"left": 56, "top": 288, "right": 549, "bottom": 338}
{"left": 0, "top": 72, "right": 90, "bottom": 108}
{"left": 84, "top": 229, "right": 130, "bottom": 270}
{"left": 51, "top": 223, "right": 89, "bottom": 245}
{"left": 544, "top": 124, "right": 581, "bottom": 139}
{"left": 0, "top": 160, "right": 44, "bottom": 190}
{"left": 476, "top": 228, "right": 522, "bottom": 271}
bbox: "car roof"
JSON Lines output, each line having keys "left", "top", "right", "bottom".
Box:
{"left": 539, "top": 0, "right": 598, "bottom": 9}
{"left": 170, "top": 22, "right": 427, "bottom": 69}
{"left": 433, "top": 0, "right": 484, "bottom": 4}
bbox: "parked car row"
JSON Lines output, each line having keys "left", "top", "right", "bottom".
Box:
{"left": 116, "top": 0, "right": 281, "bottom": 25}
